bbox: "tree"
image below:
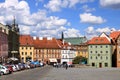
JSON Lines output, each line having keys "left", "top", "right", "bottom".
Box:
{"left": 72, "top": 56, "right": 87, "bottom": 64}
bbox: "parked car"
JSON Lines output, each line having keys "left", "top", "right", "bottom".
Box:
{"left": 0, "top": 65, "right": 9, "bottom": 75}
{"left": 11, "top": 64, "right": 17, "bottom": 72}
{"left": 4, "top": 65, "right": 13, "bottom": 74}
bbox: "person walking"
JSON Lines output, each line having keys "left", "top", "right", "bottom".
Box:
{"left": 65, "top": 63, "right": 68, "bottom": 70}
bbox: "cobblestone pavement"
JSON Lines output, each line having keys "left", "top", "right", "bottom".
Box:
{"left": 41, "top": 67, "right": 120, "bottom": 80}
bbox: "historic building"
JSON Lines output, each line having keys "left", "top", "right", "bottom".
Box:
{"left": 0, "top": 23, "right": 9, "bottom": 63}
{"left": 88, "top": 33, "right": 112, "bottom": 68}
{"left": 19, "top": 35, "right": 63, "bottom": 64}
{"left": 19, "top": 35, "right": 34, "bottom": 63}
{"left": 110, "top": 31, "right": 120, "bottom": 67}
{"left": 61, "top": 45, "right": 76, "bottom": 65}
{"left": 6, "top": 18, "right": 20, "bottom": 59}
{"left": 33, "top": 37, "right": 62, "bottom": 64}
{"left": 61, "top": 32, "right": 88, "bottom": 58}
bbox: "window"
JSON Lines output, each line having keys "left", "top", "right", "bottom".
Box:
{"left": 90, "top": 56, "right": 92, "bottom": 59}
{"left": 90, "top": 46, "right": 92, "bottom": 48}
{"left": 26, "top": 47, "right": 27, "bottom": 50}
{"left": 25, "top": 52, "right": 27, "bottom": 55}
{"left": 106, "top": 57, "right": 108, "bottom": 60}
{"left": 100, "top": 51, "right": 103, "bottom": 53}
{"left": 95, "top": 51, "right": 97, "bottom": 53}
{"left": 106, "top": 51, "right": 108, "bottom": 53}
{"left": 106, "top": 45, "right": 108, "bottom": 48}
{"left": 101, "top": 56, "right": 102, "bottom": 59}
{"left": 105, "top": 63, "right": 108, "bottom": 67}
{"left": 100, "top": 46, "right": 102, "bottom": 48}
{"left": 30, "top": 47, "right": 31, "bottom": 50}
{"left": 90, "top": 51, "right": 92, "bottom": 53}
{"left": 96, "top": 56, "right": 97, "bottom": 59}
{"left": 95, "top": 46, "right": 97, "bottom": 48}
{"left": 22, "top": 52, "right": 24, "bottom": 55}
{"left": 22, "top": 47, "right": 24, "bottom": 50}
{"left": 30, "top": 52, "right": 32, "bottom": 55}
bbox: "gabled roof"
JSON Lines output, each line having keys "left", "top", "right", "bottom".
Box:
{"left": 63, "top": 37, "right": 87, "bottom": 45}
{"left": 88, "top": 37, "right": 111, "bottom": 45}
{"left": 110, "top": 31, "right": 120, "bottom": 40}
{"left": 19, "top": 35, "right": 34, "bottom": 46}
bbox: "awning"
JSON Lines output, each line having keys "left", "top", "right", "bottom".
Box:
{"left": 9, "top": 57, "right": 18, "bottom": 61}
{"left": 49, "top": 58, "right": 57, "bottom": 62}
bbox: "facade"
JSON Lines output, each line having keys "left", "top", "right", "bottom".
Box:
{"left": 116, "top": 35, "right": 120, "bottom": 67}
{"left": 7, "top": 19, "right": 20, "bottom": 59}
{"left": 19, "top": 35, "right": 62, "bottom": 64}
{"left": 33, "top": 37, "right": 62, "bottom": 64}
{"left": 19, "top": 35, "right": 34, "bottom": 63}
{"left": 110, "top": 31, "right": 120, "bottom": 67}
{"left": 63, "top": 36, "right": 88, "bottom": 58}
{"left": 0, "top": 23, "right": 9, "bottom": 63}
{"left": 61, "top": 46, "right": 76, "bottom": 65}
{"left": 88, "top": 34, "right": 112, "bottom": 68}
{"left": 76, "top": 43, "right": 88, "bottom": 58}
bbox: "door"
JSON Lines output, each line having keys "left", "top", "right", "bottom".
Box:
{"left": 99, "top": 63, "right": 102, "bottom": 68}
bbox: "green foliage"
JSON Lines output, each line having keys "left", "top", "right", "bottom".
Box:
{"left": 72, "top": 56, "right": 87, "bottom": 64}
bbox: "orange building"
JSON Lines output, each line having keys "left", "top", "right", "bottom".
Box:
{"left": 19, "top": 35, "right": 34, "bottom": 63}
{"left": 19, "top": 35, "right": 62, "bottom": 64}
{"left": 33, "top": 37, "right": 62, "bottom": 64}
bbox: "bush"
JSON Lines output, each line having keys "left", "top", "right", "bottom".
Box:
{"left": 72, "top": 56, "right": 87, "bottom": 64}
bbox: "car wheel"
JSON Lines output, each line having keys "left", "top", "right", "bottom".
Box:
{"left": 1, "top": 72, "right": 4, "bottom": 75}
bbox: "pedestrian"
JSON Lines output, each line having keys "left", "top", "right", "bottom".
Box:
{"left": 65, "top": 63, "right": 68, "bottom": 70}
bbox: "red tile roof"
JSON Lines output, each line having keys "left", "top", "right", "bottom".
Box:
{"left": 33, "top": 37, "right": 63, "bottom": 49}
{"left": 110, "top": 31, "right": 120, "bottom": 40}
{"left": 88, "top": 37, "right": 111, "bottom": 45}
{"left": 19, "top": 35, "right": 34, "bottom": 46}
{"left": 20, "top": 35, "right": 71, "bottom": 49}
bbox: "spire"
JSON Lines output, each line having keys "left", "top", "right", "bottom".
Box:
{"left": 13, "top": 16, "right": 16, "bottom": 26}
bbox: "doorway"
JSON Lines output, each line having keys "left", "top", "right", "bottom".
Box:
{"left": 99, "top": 63, "right": 102, "bottom": 68}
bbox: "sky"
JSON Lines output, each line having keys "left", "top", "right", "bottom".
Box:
{"left": 0, "top": 0, "right": 120, "bottom": 39}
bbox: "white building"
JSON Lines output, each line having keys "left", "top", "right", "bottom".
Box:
{"left": 61, "top": 46, "right": 76, "bottom": 65}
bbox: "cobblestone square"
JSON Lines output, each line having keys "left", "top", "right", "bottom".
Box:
{"left": 41, "top": 67, "right": 120, "bottom": 80}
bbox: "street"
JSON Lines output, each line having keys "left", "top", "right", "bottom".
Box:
{"left": 1, "top": 65, "right": 120, "bottom": 80}
{"left": 0, "top": 66, "right": 52, "bottom": 80}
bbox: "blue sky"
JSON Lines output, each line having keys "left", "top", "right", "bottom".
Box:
{"left": 0, "top": 0, "right": 120, "bottom": 39}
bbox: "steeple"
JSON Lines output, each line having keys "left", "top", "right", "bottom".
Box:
{"left": 13, "top": 16, "right": 16, "bottom": 26}
{"left": 62, "top": 32, "right": 64, "bottom": 40}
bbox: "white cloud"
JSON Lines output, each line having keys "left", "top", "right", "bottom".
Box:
{"left": 82, "top": 5, "right": 95, "bottom": 12}
{"left": 80, "top": 13, "right": 106, "bottom": 24}
{"left": 100, "top": 0, "right": 120, "bottom": 9}
{"left": 0, "top": 0, "right": 81, "bottom": 38}
{"left": 85, "top": 26, "right": 116, "bottom": 39}
{"left": 64, "top": 28, "right": 81, "bottom": 38}
{"left": 44, "top": 0, "right": 62, "bottom": 12}
{"left": 44, "top": 0, "right": 95, "bottom": 12}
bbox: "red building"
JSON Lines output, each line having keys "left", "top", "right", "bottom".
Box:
{"left": 0, "top": 25, "right": 8, "bottom": 63}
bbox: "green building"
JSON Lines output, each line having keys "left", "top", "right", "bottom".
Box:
{"left": 88, "top": 33, "right": 112, "bottom": 68}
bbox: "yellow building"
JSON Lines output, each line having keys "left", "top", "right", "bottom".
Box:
{"left": 19, "top": 35, "right": 34, "bottom": 63}
{"left": 76, "top": 43, "right": 88, "bottom": 58}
